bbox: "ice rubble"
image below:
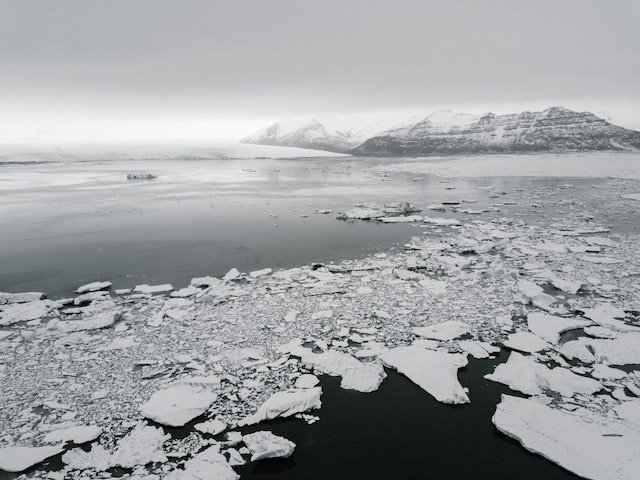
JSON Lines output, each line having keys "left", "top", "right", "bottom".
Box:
{"left": 485, "top": 352, "right": 602, "bottom": 396}
{"left": 242, "top": 431, "right": 296, "bottom": 461}
{"left": 381, "top": 346, "right": 469, "bottom": 404}
{"left": 140, "top": 383, "right": 218, "bottom": 427}
{"left": 493, "top": 395, "right": 640, "bottom": 480}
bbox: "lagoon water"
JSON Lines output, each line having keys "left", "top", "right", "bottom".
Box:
{"left": 1, "top": 149, "right": 626, "bottom": 299}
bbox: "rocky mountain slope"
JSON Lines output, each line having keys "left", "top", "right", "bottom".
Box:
{"left": 242, "top": 107, "right": 640, "bottom": 156}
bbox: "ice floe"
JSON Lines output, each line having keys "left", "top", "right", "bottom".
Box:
{"left": 485, "top": 352, "right": 602, "bottom": 396}
{"left": 242, "top": 431, "right": 296, "bottom": 461}
{"left": 493, "top": 395, "right": 640, "bottom": 480}
{"left": 238, "top": 387, "right": 322, "bottom": 426}
{"left": 140, "top": 384, "right": 218, "bottom": 427}
{"left": 381, "top": 346, "right": 469, "bottom": 404}
{"left": 0, "top": 444, "right": 64, "bottom": 473}
{"left": 412, "top": 320, "right": 470, "bottom": 341}
{"left": 526, "top": 312, "right": 591, "bottom": 344}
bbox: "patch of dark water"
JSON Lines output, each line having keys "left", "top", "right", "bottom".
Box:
{"left": 0, "top": 354, "right": 582, "bottom": 480}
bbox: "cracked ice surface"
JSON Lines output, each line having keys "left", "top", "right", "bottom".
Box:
{"left": 1, "top": 177, "right": 640, "bottom": 478}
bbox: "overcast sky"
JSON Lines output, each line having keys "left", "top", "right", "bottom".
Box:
{"left": 1, "top": 0, "right": 639, "bottom": 143}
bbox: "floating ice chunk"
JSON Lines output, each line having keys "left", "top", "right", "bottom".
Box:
{"left": 537, "top": 270, "right": 583, "bottom": 295}
{"left": 58, "top": 310, "right": 121, "bottom": 333}
{"left": 0, "top": 444, "right": 64, "bottom": 473}
{"left": 0, "top": 291, "right": 44, "bottom": 304}
{"left": 126, "top": 172, "right": 156, "bottom": 180}
{"left": 74, "top": 291, "right": 111, "bottom": 305}
{"left": 381, "top": 346, "right": 469, "bottom": 404}
{"left": 238, "top": 387, "right": 322, "bottom": 426}
{"left": 134, "top": 284, "right": 174, "bottom": 294}
{"left": 340, "top": 363, "right": 386, "bottom": 393}
{"left": 584, "top": 326, "right": 618, "bottom": 338}
{"left": 580, "top": 303, "right": 630, "bottom": 330}
{"left": 418, "top": 277, "right": 447, "bottom": 295}
{"left": 485, "top": 352, "right": 601, "bottom": 396}
{"left": 422, "top": 216, "right": 461, "bottom": 226}
{"left": 622, "top": 193, "right": 640, "bottom": 201}
{"left": 195, "top": 418, "right": 227, "bottom": 436}
{"left": 284, "top": 309, "right": 300, "bottom": 322}
{"left": 291, "top": 348, "right": 385, "bottom": 393}
{"left": 295, "top": 374, "right": 320, "bottom": 389}
{"left": 458, "top": 340, "right": 491, "bottom": 359}
{"left": 167, "top": 445, "right": 239, "bottom": 480}
{"left": 0, "top": 300, "right": 51, "bottom": 326}
{"left": 582, "top": 236, "right": 617, "bottom": 247}
{"left": 62, "top": 444, "right": 112, "bottom": 471}
{"left": 580, "top": 255, "right": 623, "bottom": 264}
{"left": 615, "top": 400, "right": 640, "bottom": 426}
{"left": 587, "top": 333, "right": 640, "bottom": 365}
{"left": 492, "top": 395, "right": 640, "bottom": 480}
{"left": 503, "top": 331, "right": 550, "bottom": 353}
{"left": 559, "top": 338, "right": 596, "bottom": 363}
{"left": 42, "top": 425, "right": 102, "bottom": 444}
{"left": 526, "top": 312, "right": 591, "bottom": 344}
{"left": 75, "top": 281, "right": 112, "bottom": 294}
{"left": 111, "top": 423, "right": 169, "bottom": 468}
{"left": 170, "top": 286, "right": 200, "bottom": 298}
{"left": 336, "top": 208, "right": 384, "bottom": 220}
{"left": 516, "top": 280, "right": 561, "bottom": 313}
{"left": 378, "top": 215, "right": 423, "bottom": 223}
{"left": 223, "top": 268, "right": 241, "bottom": 282}
{"left": 242, "top": 431, "right": 295, "bottom": 461}
{"left": 249, "top": 268, "right": 272, "bottom": 278}
{"left": 393, "top": 268, "right": 423, "bottom": 281}
{"left": 140, "top": 384, "right": 217, "bottom": 427}
{"left": 413, "top": 321, "right": 470, "bottom": 341}
{"left": 591, "top": 364, "right": 627, "bottom": 380}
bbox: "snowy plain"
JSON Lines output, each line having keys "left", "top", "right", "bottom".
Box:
{"left": 1, "top": 146, "right": 640, "bottom": 479}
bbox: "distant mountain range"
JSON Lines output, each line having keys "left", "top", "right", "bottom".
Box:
{"left": 241, "top": 107, "right": 640, "bottom": 156}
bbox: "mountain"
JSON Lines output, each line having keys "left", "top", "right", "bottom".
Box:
{"left": 242, "top": 107, "right": 640, "bottom": 156}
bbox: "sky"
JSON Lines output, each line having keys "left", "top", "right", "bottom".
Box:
{"left": 0, "top": 0, "right": 639, "bottom": 144}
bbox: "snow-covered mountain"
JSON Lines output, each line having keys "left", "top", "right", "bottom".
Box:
{"left": 242, "top": 107, "right": 640, "bottom": 156}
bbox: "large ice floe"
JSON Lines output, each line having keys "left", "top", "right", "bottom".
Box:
{"left": 1, "top": 179, "right": 640, "bottom": 479}
{"left": 493, "top": 395, "right": 640, "bottom": 480}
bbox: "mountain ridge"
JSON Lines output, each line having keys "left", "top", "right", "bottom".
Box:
{"left": 241, "top": 107, "right": 640, "bottom": 156}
